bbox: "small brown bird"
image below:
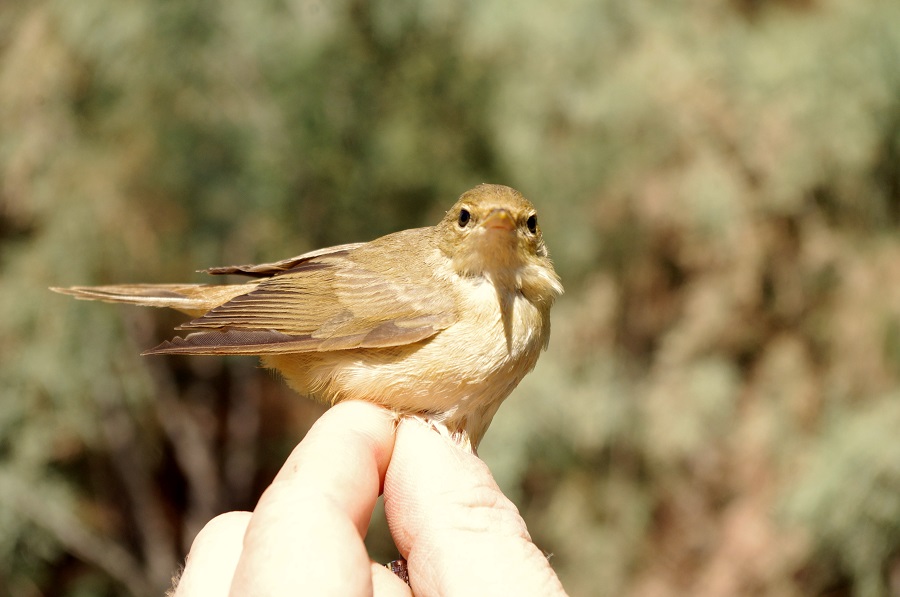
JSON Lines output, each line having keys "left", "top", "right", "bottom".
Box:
{"left": 52, "top": 184, "right": 563, "bottom": 451}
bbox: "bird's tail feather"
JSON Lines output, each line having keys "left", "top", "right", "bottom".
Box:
{"left": 49, "top": 284, "right": 251, "bottom": 317}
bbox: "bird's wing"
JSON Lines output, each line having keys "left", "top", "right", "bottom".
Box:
{"left": 201, "top": 243, "right": 365, "bottom": 277}
{"left": 146, "top": 243, "right": 457, "bottom": 356}
{"left": 51, "top": 244, "right": 368, "bottom": 316}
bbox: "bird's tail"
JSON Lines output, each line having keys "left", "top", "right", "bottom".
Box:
{"left": 50, "top": 284, "right": 251, "bottom": 318}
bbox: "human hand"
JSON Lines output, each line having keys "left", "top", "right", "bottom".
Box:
{"left": 173, "top": 401, "right": 567, "bottom": 596}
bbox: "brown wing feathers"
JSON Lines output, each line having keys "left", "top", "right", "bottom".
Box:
{"left": 164, "top": 260, "right": 456, "bottom": 354}
{"left": 142, "top": 329, "right": 324, "bottom": 355}
{"left": 202, "top": 243, "right": 363, "bottom": 277}
{"left": 53, "top": 240, "right": 457, "bottom": 356}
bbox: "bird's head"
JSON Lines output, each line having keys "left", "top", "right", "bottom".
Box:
{"left": 437, "top": 184, "right": 563, "bottom": 305}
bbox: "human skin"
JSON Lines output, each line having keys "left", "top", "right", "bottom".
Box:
{"left": 172, "top": 401, "right": 568, "bottom": 597}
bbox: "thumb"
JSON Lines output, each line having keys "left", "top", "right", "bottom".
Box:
{"left": 383, "top": 419, "right": 567, "bottom": 597}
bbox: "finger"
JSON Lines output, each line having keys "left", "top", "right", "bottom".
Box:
{"left": 270, "top": 399, "right": 396, "bottom": 534}
{"left": 384, "top": 419, "right": 567, "bottom": 597}
{"left": 174, "top": 511, "right": 251, "bottom": 597}
{"left": 229, "top": 400, "right": 397, "bottom": 597}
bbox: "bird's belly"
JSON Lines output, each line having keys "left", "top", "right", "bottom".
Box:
{"left": 262, "top": 286, "right": 546, "bottom": 432}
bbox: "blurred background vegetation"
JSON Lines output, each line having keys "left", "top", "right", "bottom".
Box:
{"left": 2, "top": 0, "right": 900, "bottom": 595}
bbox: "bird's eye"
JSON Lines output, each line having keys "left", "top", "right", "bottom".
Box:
{"left": 458, "top": 208, "right": 471, "bottom": 228}
{"left": 526, "top": 214, "right": 538, "bottom": 234}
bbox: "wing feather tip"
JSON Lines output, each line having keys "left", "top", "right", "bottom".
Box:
{"left": 142, "top": 340, "right": 179, "bottom": 356}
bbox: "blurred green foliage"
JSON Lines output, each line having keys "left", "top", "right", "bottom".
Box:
{"left": 2, "top": 0, "right": 900, "bottom": 596}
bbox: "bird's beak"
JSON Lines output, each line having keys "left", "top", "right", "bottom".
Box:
{"left": 482, "top": 209, "right": 515, "bottom": 231}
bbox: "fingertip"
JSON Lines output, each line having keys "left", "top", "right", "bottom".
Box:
{"left": 384, "top": 419, "right": 567, "bottom": 597}
{"left": 279, "top": 400, "right": 397, "bottom": 488}
{"left": 174, "top": 512, "right": 251, "bottom": 597}
{"left": 226, "top": 401, "right": 398, "bottom": 597}
{"left": 199, "top": 510, "right": 253, "bottom": 538}
{"left": 385, "top": 419, "right": 520, "bottom": 548}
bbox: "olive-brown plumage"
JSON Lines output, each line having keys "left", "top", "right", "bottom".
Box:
{"left": 52, "top": 184, "right": 563, "bottom": 451}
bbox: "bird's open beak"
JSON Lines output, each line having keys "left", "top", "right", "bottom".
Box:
{"left": 482, "top": 209, "right": 515, "bottom": 231}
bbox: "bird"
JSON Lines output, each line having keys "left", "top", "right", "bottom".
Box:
{"left": 52, "top": 184, "right": 563, "bottom": 452}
